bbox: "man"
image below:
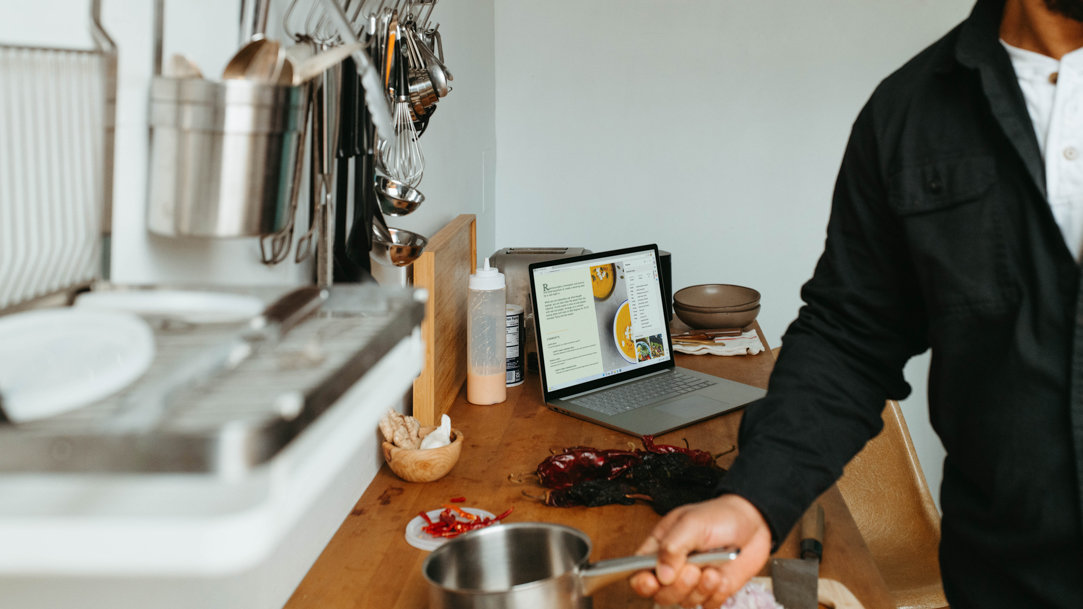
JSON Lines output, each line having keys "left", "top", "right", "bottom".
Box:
{"left": 631, "top": 0, "right": 1083, "bottom": 607}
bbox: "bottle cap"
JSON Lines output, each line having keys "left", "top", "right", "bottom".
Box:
{"left": 469, "top": 257, "right": 505, "bottom": 291}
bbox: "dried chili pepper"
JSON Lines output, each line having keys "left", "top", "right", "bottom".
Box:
{"left": 535, "top": 446, "right": 642, "bottom": 490}
{"left": 531, "top": 478, "right": 638, "bottom": 508}
{"left": 626, "top": 451, "right": 727, "bottom": 514}
{"left": 524, "top": 437, "right": 729, "bottom": 515}
{"left": 641, "top": 435, "right": 716, "bottom": 467}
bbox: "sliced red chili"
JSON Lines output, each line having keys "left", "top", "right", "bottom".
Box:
{"left": 419, "top": 505, "right": 511, "bottom": 539}
{"left": 444, "top": 504, "right": 478, "bottom": 520}
{"left": 449, "top": 496, "right": 466, "bottom": 503}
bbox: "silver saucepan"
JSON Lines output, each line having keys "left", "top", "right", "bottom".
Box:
{"left": 422, "top": 522, "right": 738, "bottom": 609}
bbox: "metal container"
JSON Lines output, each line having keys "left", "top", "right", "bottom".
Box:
{"left": 422, "top": 522, "right": 738, "bottom": 609}
{"left": 147, "top": 77, "right": 304, "bottom": 238}
{"left": 505, "top": 304, "right": 524, "bottom": 387}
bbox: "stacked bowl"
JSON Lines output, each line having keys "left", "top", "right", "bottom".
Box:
{"left": 673, "top": 284, "right": 761, "bottom": 330}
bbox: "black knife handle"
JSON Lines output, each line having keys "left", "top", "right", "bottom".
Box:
{"left": 799, "top": 503, "right": 825, "bottom": 560}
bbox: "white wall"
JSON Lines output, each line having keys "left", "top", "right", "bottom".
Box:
{"left": 492, "top": 0, "right": 976, "bottom": 506}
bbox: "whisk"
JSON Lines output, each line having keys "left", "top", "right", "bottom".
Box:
{"left": 378, "top": 24, "right": 425, "bottom": 187}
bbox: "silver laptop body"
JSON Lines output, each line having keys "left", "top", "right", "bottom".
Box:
{"left": 528, "top": 244, "right": 765, "bottom": 436}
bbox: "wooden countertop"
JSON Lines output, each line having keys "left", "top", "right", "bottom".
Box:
{"left": 285, "top": 324, "right": 894, "bottom": 609}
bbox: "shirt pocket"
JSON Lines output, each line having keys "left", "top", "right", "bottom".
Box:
{"left": 888, "top": 155, "right": 1014, "bottom": 316}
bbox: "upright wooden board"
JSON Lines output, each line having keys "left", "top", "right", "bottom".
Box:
{"left": 411, "top": 214, "right": 476, "bottom": 426}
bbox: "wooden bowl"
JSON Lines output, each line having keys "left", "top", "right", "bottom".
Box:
{"left": 382, "top": 427, "right": 463, "bottom": 482}
{"left": 673, "top": 284, "right": 760, "bottom": 312}
{"left": 673, "top": 302, "right": 760, "bottom": 330}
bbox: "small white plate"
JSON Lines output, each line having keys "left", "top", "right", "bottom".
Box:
{"left": 0, "top": 309, "right": 155, "bottom": 423}
{"left": 404, "top": 507, "right": 497, "bottom": 551}
{"left": 74, "top": 290, "right": 264, "bottom": 324}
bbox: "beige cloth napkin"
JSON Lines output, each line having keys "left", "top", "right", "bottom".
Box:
{"left": 672, "top": 329, "right": 764, "bottom": 356}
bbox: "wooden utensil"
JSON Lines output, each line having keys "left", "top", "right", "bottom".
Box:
{"left": 670, "top": 328, "right": 743, "bottom": 341}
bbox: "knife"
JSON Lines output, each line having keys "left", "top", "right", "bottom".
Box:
{"left": 770, "top": 503, "right": 824, "bottom": 609}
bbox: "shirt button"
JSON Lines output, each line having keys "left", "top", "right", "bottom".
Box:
{"left": 1050, "top": 71, "right": 1059, "bottom": 84}
{"left": 1065, "top": 146, "right": 1079, "bottom": 160}
{"left": 927, "top": 178, "right": 944, "bottom": 194}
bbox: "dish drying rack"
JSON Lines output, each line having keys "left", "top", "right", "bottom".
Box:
{"left": 0, "top": 0, "right": 116, "bottom": 313}
{"left": 0, "top": 283, "right": 424, "bottom": 474}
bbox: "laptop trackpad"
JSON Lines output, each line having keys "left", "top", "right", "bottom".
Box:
{"left": 656, "top": 395, "right": 729, "bottom": 418}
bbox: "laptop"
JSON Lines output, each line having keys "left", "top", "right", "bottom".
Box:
{"left": 528, "top": 244, "right": 766, "bottom": 436}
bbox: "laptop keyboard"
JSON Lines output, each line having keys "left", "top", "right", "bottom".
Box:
{"left": 569, "top": 371, "right": 716, "bottom": 416}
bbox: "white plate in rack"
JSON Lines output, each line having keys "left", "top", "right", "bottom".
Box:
{"left": 0, "top": 309, "right": 155, "bottom": 423}
{"left": 404, "top": 507, "right": 497, "bottom": 551}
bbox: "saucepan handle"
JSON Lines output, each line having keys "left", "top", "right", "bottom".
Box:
{"left": 578, "top": 547, "right": 739, "bottom": 597}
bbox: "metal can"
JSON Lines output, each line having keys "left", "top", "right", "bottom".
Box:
{"left": 505, "top": 304, "right": 525, "bottom": 387}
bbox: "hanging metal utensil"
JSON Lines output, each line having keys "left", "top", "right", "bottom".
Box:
{"left": 400, "top": 21, "right": 438, "bottom": 123}
{"left": 295, "top": 46, "right": 341, "bottom": 270}
{"left": 238, "top": 0, "right": 271, "bottom": 46}
{"left": 259, "top": 85, "right": 312, "bottom": 265}
{"left": 332, "top": 56, "right": 363, "bottom": 282}
{"left": 377, "top": 29, "right": 424, "bottom": 186}
{"left": 318, "top": 0, "right": 396, "bottom": 143}
{"left": 294, "top": 76, "right": 323, "bottom": 264}
{"left": 346, "top": 71, "right": 377, "bottom": 274}
{"left": 425, "top": 25, "right": 452, "bottom": 97}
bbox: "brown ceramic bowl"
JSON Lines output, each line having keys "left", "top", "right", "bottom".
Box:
{"left": 382, "top": 427, "right": 463, "bottom": 482}
{"left": 673, "top": 284, "right": 761, "bottom": 312}
{"left": 673, "top": 302, "right": 760, "bottom": 330}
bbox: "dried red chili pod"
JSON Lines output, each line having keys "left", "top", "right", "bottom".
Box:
{"left": 640, "top": 435, "right": 715, "bottom": 467}
{"left": 535, "top": 446, "right": 642, "bottom": 489}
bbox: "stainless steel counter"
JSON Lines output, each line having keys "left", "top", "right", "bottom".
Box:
{"left": 0, "top": 283, "right": 424, "bottom": 474}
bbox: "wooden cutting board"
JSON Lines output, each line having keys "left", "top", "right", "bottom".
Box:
{"left": 411, "top": 214, "right": 476, "bottom": 426}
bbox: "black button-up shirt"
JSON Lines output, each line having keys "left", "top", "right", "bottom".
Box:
{"left": 720, "top": 1, "right": 1083, "bottom": 606}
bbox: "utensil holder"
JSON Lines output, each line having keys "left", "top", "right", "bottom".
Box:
{"left": 146, "top": 77, "right": 304, "bottom": 238}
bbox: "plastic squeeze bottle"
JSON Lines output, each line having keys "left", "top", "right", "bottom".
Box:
{"left": 467, "top": 258, "right": 507, "bottom": 405}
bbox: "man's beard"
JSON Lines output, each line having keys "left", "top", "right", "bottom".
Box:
{"left": 1045, "top": 0, "right": 1083, "bottom": 22}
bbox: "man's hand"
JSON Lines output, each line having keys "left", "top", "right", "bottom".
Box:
{"left": 629, "top": 494, "right": 772, "bottom": 608}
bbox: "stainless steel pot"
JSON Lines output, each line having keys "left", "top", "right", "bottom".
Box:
{"left": 422, "top": 522, "right": 738, "bottom": 609}
{"left": 146, "top": 77, "right": 304, "bottom": 238}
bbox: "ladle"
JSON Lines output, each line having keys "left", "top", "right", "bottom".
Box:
{"left": 371, "top": 226, "right": 428, "bottom": 267}
{"left": 374, "top": 175, "right": 424, "bottom": 216}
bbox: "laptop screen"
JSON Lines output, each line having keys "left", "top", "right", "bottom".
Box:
{"left": 530, "top": 245, "right": 673, "bottom": 394}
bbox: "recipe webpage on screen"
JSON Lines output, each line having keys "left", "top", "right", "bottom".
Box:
{"left": 536, "top": 250, "right": 670, "bottom": 392}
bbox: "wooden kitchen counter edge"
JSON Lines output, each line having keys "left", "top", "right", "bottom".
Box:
{"left": 285, "top": 323, "right": 894, "bottom": 609}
